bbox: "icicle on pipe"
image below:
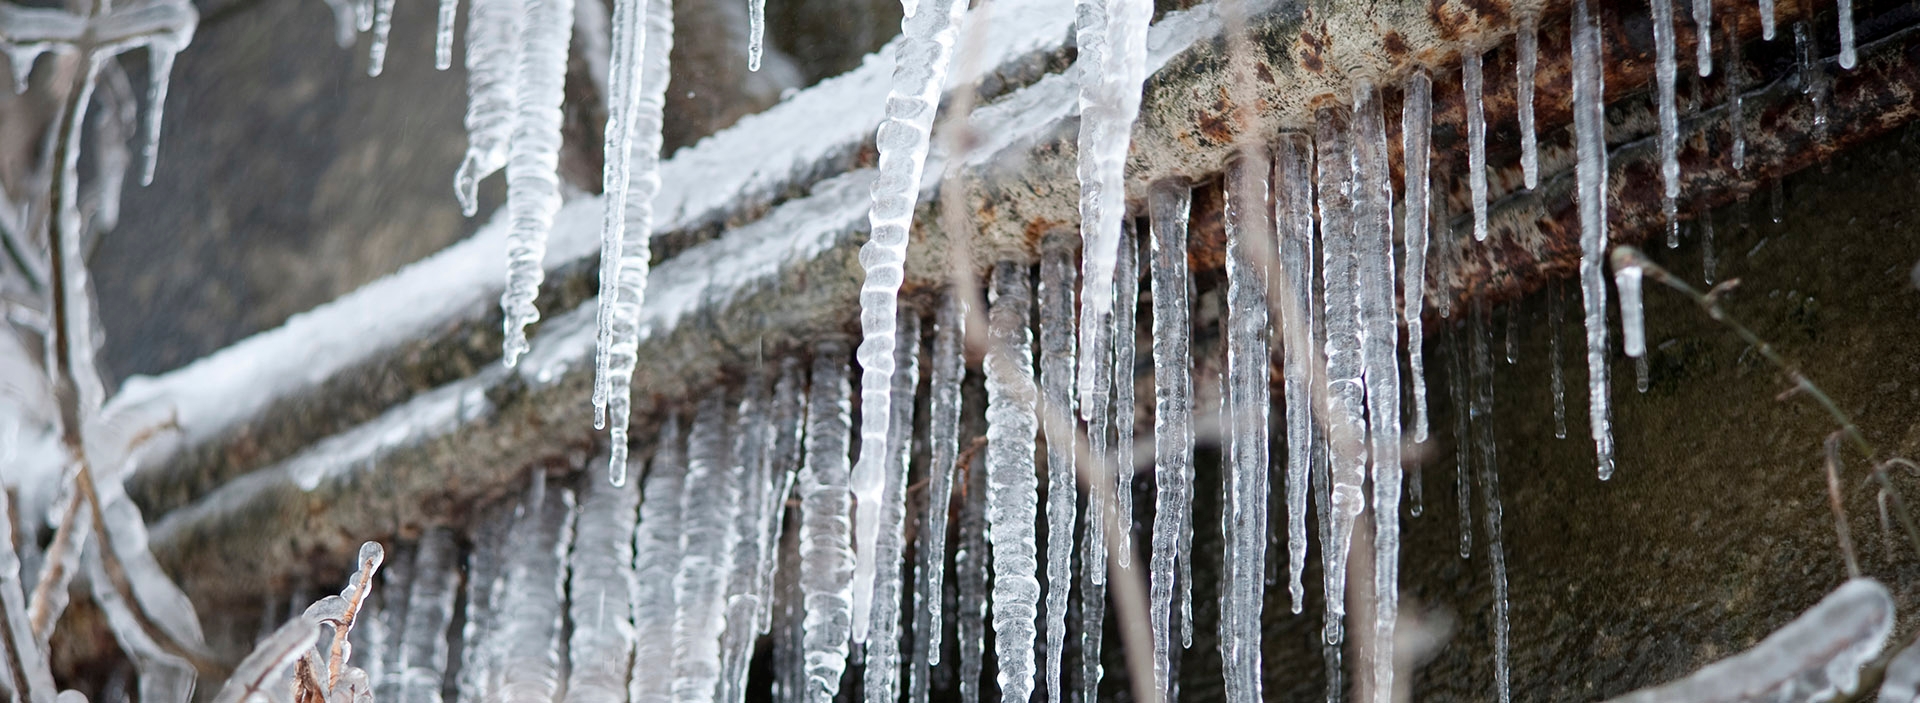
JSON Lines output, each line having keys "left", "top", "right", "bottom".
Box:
{"left": 851, "top": 0, "right": 967, "bottom": 641}
{"left": 592, "top": 0, "right": 651, "bottom": 433}
{"left": 498, "top": 0, "right": 575, "bottom": 366}
{"left": 674, "top": 393, "right": 744, "bottom": 703}
{"left": 1315, "top": 104, "right": 1367, "bottom": 642}
{"left": 1081, "top": 246, "right": 1113, "bottom": 703}
{"left": 957, "top": 395, "right": 990, "bottom": 703}
{"left": 1652, "top": 0, "right": 1681, "bottom": 248}
{"left": 1146, "top": 179, "right": 1193, "bottom": 701}
{"left": 492, "top": 483, "right": 575, "bottom": 703}
{"left": 864, "top": 313, "right": 922, "bottom": 703}
{"left": 398, "top": 529, "right": 460, "bottom": 703}
{"left": 604, "top": 0, "right": 674, "bottom": 479}
{"left": 917, "top": 292, "right": 966, "bottom": 672}
{"left": 435, "top": 0, "right": 457, "bottom": 68}
{"left": 1838, "top": 0, "right": 1856, "bottom": 69}
{"left": 1074, "top": 0, "right": 1152, "bottom": 431}
{"left": 565, "top": 464, "right": 640, "bottom": 703}
{"left": 985, "top": 262, "right": 1041, "bottom": 703}
{"left": 1354, "top": 81, "right": 1405, "bottom": 703}
{"left": 1464, "top": 49, "right": 1489, "bottom": 242}
{"left": 1401, "top": 70, "right": 1433, "bottom": 444}
{"left": 748, "top": 0, "right": 765, "bottom": 70}
{"left": 456, "top": 503, "right": 511, "bottom": 703}
{"left": 1114, "top": 221, "right": 1140, "bottom": 571}
{"left": 454, "top": 0, "right": 523, "bottom": 215}
{"left": 1469, "top": 297, "right": 1511, "bottom": 703}
{"left": 1274, "top": 134, "right": 1315, "bottom": 616}
{"left": 719, "top": 376, "right": 771, "bottom": 703}
{"left": 799, "top": 342, "right": 856, "bottom": 703}
{"left": 1573, "top": 0, "right": 1616, "bottom": 479}
{"left": 1222, "top": 152, "right": 1272, "bottom": 703}
{"left": 1036, "top": 233, "right": 1077, "bottom": 703}
{"left": 1517, "top": 15, "right": 1540, "bottom": 189}
{"left": 755, "top": 359, "right": 806, "bottom": 640}
{"left": 634, "top": 415, "right": 687, "bottom": 703}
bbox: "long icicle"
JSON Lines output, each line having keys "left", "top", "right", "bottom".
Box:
{"left": 604, "top": 0, "right": 674, "bottom": 478}
{"left": 747, "top": 0, "right": 765, "bottom": 70}
{"left": 675, "top": 393, "right": 741, "bottom": 703}
{"left": 957, "top": 378, "right": 990, "bottom": 703}
{"left": 985, "top": 261, "right": 1041, "bottom": 703}
{"left": 799, "top": 342, "right": 856, "bottom": 703}
{"left": 1470, "top": 295, "right": 1511, "bottom": 703}
{"left": 1652, "top": 0, "right": 1682, "bottom": 249}
{"left": 634, "top": 416, "right": 687, "bottom": 703}
{"left": 565, "top": 468, "right": 639, "bottom": 703}
{"left": 1222, "top": 151, "right": 1272, "bottom": 703}
{"left": 863, "top": 312, "right": 923, "bottom": 703}
{"left": 1691, "top": 0, "right": 1713, "bottom": 75}
{"left": 1082, "top": 243, "right": 1114, "bottom": 703}
{"left": 435, "top": 0, "right": 458, "bottom": 68}
{"left": 592, "top": 0, "right": 650, "bottom": 433}
{"left": 1838, "top": 0, "right": 1856, "bottom": 69}
{"left": 911, "top": 293, "right": 966, "bottom": 703}
{"left": 497, "top": 0, "right": 576, "bottom": 366}
{"left": 1729, "top": 21, "right": 1746, "bottom": 172}
{"left": 1114, "top": 220, "right": 1140, "bottom": 572}
{"left": 1146, "top": 180, "right": 1193, "bottom": 703}
{"left": 453, "top": 0, "right": 523, "bottom": 215}
{"left": 1402, "top": 70, "right": 1433, "bottom": 444}
{"left": 1274, "top": 133, "right": 1315, "bottom": 615}
{"left": 1574, "top": 0, "right": 1616, "bottom": 479}
{"left": 398, "top": 529, "right": 460, "bottom": 703}
{"left": 1037, "top": 232, "right": 1078, "bottom": 703}
{"left": 491, "top": 479, "right": 575, "bottom": 703}
{"left": 850, "top": 0, "right": 968, "bottom": 641}
{"left": 1516, "top": 15, "right": 1540, "bottom": 189}
{"left": 1354, "top": 80, "right": 1404, "bottom": 703}
{"left": 1315, "top": 104, "right": 1367, "bottom": 648}
{"left": 719, "top": 375, "right": 772, "bottom": 703}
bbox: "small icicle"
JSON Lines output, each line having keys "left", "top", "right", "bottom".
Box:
{"left": 1771, "top": 178, "right": 1785, "bottom": 225}
{"left": 1615, "top": 256, "right": 1647, "bottom": 358}
{"left": 1549, "top": 284, "right": 1568, "bottom": 440}
{"left": 1274, "top": 133, "right": 1316, "bottom": 615}
{"left": 1504, "top": 305, "right": 1519, "bottom": 365}
{"left": 1146, "top": 180, "right": 1194, "bottom": 703}
{"left": 1402, "top": 70, "right": 1433, "bottom": 444}
{"left": 139, "top": 44, "right": 182, "bottom": 187}
{"left": 1038, "top": 234, "right": 1077, "bottom": 703}
{"left": 498, "top": 0, "right": 577, "bottom": 366}
{"left": 1652, "top": 0, "right": 1682, "bottom": 252}
{"left": 1114, "top": 222, "right": 1140, "bottom": 571}
{"left": 1469, "top": 296, "right": 1511, "bottom": 703}
{"left": 1759, "top": 0, "right": 1776, "bottom": 40}
{"left": 1729, "top": 23, "right": 1746, "bottom": 172}
{"left": 1516, "top": 15, "right": 1540, "bottom": 190}
{"left": 1222, "top": 150, "right": 1273, "bottom": 703}
{"left": 1464, "top": 48, "right": 1490, "bottom": 242}
{"left": 1449, "top": 335, "right": 1472, "bottom": 560}
{"left": 1691, "top": 0, "right": 1712, "bottom": 76}
{"left": 1573, "top": 0, "right": 1617, "bottom": 480}
{"left": 747, "top": 0, "right": 765, "bottom": 70}
{"left": 1702, "top": 211, "right": 1717, "bottom": 285}
{"left": 1838, "top": 0, "right": 1856, "bottom": 69}
{"left": 454, "top": 0, "right": 524, "bottom": 216}
{"left": 634, "top": 416, "right": 687, "bottom": 703}
{"left": 799, "top": 342, "right": 856, "bottom": 703}
{"left": 863, "top": 313, "right": 923, "bottom": 703}
{"left": 911, "top": 293, "right": 965, "bottom": 703}
{"left": 566, "top": 467, "right": 640, "bottom": 703}
{"left": 435, "top": 0, "right": 458, "bottom": 69}
{"left": 1314, "top": 104, "right": 1368, "bottom": 643}
{"left": 1635, "top": 356, "right": 1651, "bottom": 393}
{"left": 368, "top": 0, "right": 396, "bottom": 75}
{"left": 985, "top": 262, "right": 1042, "bottom": 703}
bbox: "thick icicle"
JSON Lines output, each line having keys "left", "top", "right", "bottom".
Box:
{"left": 1573, "top": 0, "right": 1617, "bottom": 479}
{"left": 435, "top": 0, "right": 457, "bottom": 69}
{"left": 849, "top": 0, "right": 968, "bottom": 632}
{"left": 1403, "top": 71, "right": 1433, "bottom": 444}
{"left": 1517, "top": 15, "right": 1540, "bottom": 189}
{"left": 453, "top": 0, "right": 523, "bottom": 215}
{"left": 799, "top": 342, "right": 856, "bottom": 703}
{"left": 634, "top": 415, "right": 687, "bottom": 703}
{"left": 1354, "top": 81, "right": 1404, "bottom": 703}
{"left": 1470, "top": 297, "right": 1510, "bottom": 703}
{"left": 604, "top": 0, "right": 674, "bottom": 478}
{"left": 1615, "top": 255, "right": 1646, "bottom": 358}
{"left": 956, "top": 383, "right": 990, "bottom": 703}
{"left": 1464, "top": 49, "right": 1489, "bottom": 242}
{"left": 1146, "top": 180, "right": 1193, "bottom": 702}
{"left": 497, "top": 0, "right": 575, "bottom": 366}
{"left": 747, "top": 0, "right": 764, "bottom": 70}
{"left": 1274, "top": 133, "right": 1316, "bottom": 616}
{"left": 455, "top": 502, "right": 513, "bottom": 703}
{"left": 1729, "top": 23, "right": 1746, "bottom": 172}
{"left": 1315, "top": 104, "right": 1368, "bottom": 644}
{"left": 674, "top": 392, "right": 744, "bottom": 703}
{"left": 566, "top": 465, "right": 640, "bottom": 703}
{"left": 1652, "top": 0, "right": 1682, "bottom": 248}
{"left": 1037, "top": 233, "right": 1077, "bottom": 703}
{"left": 1222, "top": 151, "right": 1272, "bottom": 703}
{"left": 865, "top": 313, "right": 923, "bottom": 703}
{"left": 719, "top": 377, "right": 772, "bottom": 703}
{"left": 491, "top": 480, "right": 575, "bottom": 703}
{"left": 1838, "top": 0, "right": 1856, "bottom": 69}
{"left": 368, "top": 0, "right": 396, "bottom": 75}
{"left": 398, "top": 529, "right": 460, "bottom": 703}
{"left": 1550, "top": 284, "right": 1568, "bottom": 439}
{"left": 1691, "top": 0, "right": 1712, "bottom": 75}
{"left": 1114, "top": 221, "right": 1139, "bottom": 572}
{"left": 985, "top": 261, "right": 1041, "bottom": 703}
{"left": 913, "top": 293, "right": 965, "bottom": 702}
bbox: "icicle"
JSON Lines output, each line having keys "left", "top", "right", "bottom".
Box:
{"left": 398, "top": 529, "right": 459, "bottom": 703}
{"left": 1036, "top": 234, "right": 1077, "bottom": 703}
{"left": 1464, "top": 49, "right": 1489, "bottom": 242}
{"left": 1146, "top": 180, "right": 1193, "bottom": 702}
{"left": 865, "top": 313, "right": 922, "bottom": 703}
{"left": 565, "top": 467, "right": 639, "bottom": 703}
{"left": 850, "top": 0, "right": 969, "bottom": 624}
{"left": 368, "top": 542, "right": 412, "bottom": 703}
{"left": 773, "top": 507, "right": 804, "bottom": 703}
{"left": 1469, "top": 297, "right": 1510, "bottom": 703}
{"left": 1652, "top": 0, "right": 1682, "bottom": 250}
{"left": 604, "top": 0, "right": 673, "bottom": 478}
{"left": 1702, "top": 211, "right": 1717, "bottom": 285}
{"left": 911, "top": 293, "right": 965, "bottom": 703}
{"left": 1114, "top": 221, "right": 1140, "bottom": 571}
{"left": 1635, "top": 356, "right": 1650, "bottom": 393}
{"left": 435, "top": 0, "right": 458, "bottom": 69}
{"left": 453, "top": 0, "right": 523, "bottom": 216}
{"left": 1517, "top": 16, "right": 1540, "bottom": 189}
{"left": 635, "top": 415, "right": 687, "bottom": 703}
{"left": 1505, "top": 306, "right": 1519, "bottom": 364}
{"left": 1729, "top": 23, "right": 1746, "bottom": 172}
{"left": 762, "top": 358, "right": 808, "bottom": 640}
{"left": 1691, "top": 0, "right": 1712, "bottom": 75}
{"left": 1616, "top": 258, "right": 1646, "bottom": 358}
{"left": 1310, "top": 428, "right": 1341, "bottom": 703}
{"left": 1550, "top": 284, "right": 1568, "bottom": 439}
{"left": 956, "top": 388, "right": 990, "bottom": 703}
{"left": 675, "top": 393, "right": 744, "bottom": 703}
{"left": 492, "top": 480, "right": 575, "bottom": 703}
{"left": 1314, "top": 104, "right": 1367, "bottom": 645}
{"left": 1222, "top": 151, "right": 1272, "bottom": 703}
{"left": 138, "top": 44, "right": 181, "bottom": 187}
{"left": 1354, "top": 80, "right": 1404, "bottom": 703}
{"left": 1403, "top": 71, "right": 1432, "bottom": 444}
{"left": 1448, "top": 335, "right": 1472, "bottom": 560}
{"left": 1838, "top": 0, "right": 1856, "bottom": 69}
{"left": 591, "top": 0, "right": 648, "bottom": 430}
{"left": 799, "top": 342, "right": 855, "bottom": 703}
{"left": 1760, "top": 0, "right": 1776, "bottom": 40}
{"left": 747, "top": 0, "right": 765, "bottom": 70}
{"left": 1573, "top": 0, "right": 1616, "bottom": 479}
{"left": 1, "top": 493, "right": 56, "bottom": 703}
{"left": 368, "top": 0, "right": 396, "bottom": 75}
{"left": 496, "top": 0, "right": 574, "bottom": 366}
{"left": 985, "top": 261, "right": 1041, "bottom": 703}
{"left": 720, "top": 377, "right": 772, "bottom": 703}
{"left": 216, "top": 618, "right": 317, "bottom": 703}
{"left": 1080, "top": 249, "right": 1113, "bottom": 703}
{"left": 455, "top": 502, "right": 513, "bottom": 703}
{"left": 1274, "top": 133, "right": 1315, "bottom": 616}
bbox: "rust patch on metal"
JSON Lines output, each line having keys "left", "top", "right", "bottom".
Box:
{"left": 1299, "top": 29, "right": 1327, "bottom": 74}
{"left": 1383, "top": 30, "right": 1412, "bottom": 61}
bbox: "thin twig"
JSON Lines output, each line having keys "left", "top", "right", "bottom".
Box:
{"left": 1825, "top": 432, "right": 1862, "bottom": 579}
{"left": 25, "top": 473, "right": 84, "bottom": 642}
